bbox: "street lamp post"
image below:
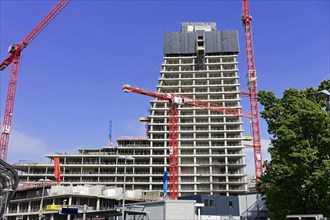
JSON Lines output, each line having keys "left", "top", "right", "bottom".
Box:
{"left": 3, "top": 188, "right": 13, "bottom": 217}
{"left": 38, "top": 178, "right": 51, "bottom": 220}
{"left": 117, "top": 155, "right": 134, "bottom": 220}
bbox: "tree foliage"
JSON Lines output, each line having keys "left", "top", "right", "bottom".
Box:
{"left": 258, "top": 80, "right": 330, "bottom": 219}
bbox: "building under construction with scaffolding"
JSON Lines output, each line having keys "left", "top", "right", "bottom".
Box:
{"left": 12, "top": 22, "right": 246, "bottom": 197}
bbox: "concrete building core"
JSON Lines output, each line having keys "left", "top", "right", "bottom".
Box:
{"left": 13, "top": 22, "right": 246, "bottom": 200}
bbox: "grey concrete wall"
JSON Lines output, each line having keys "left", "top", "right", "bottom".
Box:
{"left": 136, "top": 199, "right": 196, "bottom": 220}
{"left": 143, "top": 202, "right": 165, "bottom": 220}
{"left": 165, "top": 200, "right": 195, "bottom": 220}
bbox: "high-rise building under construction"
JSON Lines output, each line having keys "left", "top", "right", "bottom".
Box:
{"left": 148, "top": 22, "right": 246, "bottom": 196}
{"left": 13, "top": 22, "right": 246, "bottom": 198}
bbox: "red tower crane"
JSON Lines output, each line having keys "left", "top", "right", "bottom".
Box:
{"left": 242, "top": 0, "right": 263, "bottom": 180}
{"left": 0, "top": 0, "right": 70, "bottom": 161}
{"left": 123, "top": 84, "right": 250, "bottom": 199}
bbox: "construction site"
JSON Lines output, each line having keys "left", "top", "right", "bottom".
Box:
{"left": 0, "top": 0, "right": 329, "bottom": 220}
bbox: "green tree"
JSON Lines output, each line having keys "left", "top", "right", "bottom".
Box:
{"left": 258, "top": 80, "right": 330, "bottom": 219}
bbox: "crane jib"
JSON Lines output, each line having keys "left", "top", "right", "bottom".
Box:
{"left": 0, "top": 0, "right": 70, "bottom": 161}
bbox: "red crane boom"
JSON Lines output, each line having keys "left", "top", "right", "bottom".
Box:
{"left": 0, "top": 0, "right": 70, "bottom": 161}
{"left": 242, "top": 0, "right": 263, "bottom": 180}
{"left": 123, "top": 85, "right": 250, "bottom": 117}
{"left": 123, "top": 84, "right": 249, "bottom": 199}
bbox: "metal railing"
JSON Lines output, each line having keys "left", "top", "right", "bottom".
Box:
{"left": 240, "top": 195, "right": 268, "bottom": 220}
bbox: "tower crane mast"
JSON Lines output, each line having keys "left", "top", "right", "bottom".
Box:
{"left": 242, "top": 0, "right": 263, "bottom": 180}
{"left": 0, "top": 0, "right": 70, "bottom": 161}
{"left": 123, "top": 84, "right": 250, "bottom": 199}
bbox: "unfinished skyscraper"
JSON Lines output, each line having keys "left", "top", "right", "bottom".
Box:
{"left": 13, "top": 22, "right": 246, "bottom": 199}
{"left": 147, "top": 22, "right": 246, "bottom": 196}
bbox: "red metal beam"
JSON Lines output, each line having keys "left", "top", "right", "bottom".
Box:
{"left": 242, "top": 0, "right": 263, "bottom": 180}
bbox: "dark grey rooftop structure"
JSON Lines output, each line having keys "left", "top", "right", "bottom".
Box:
{"left": 164, "top": 22, "right": 239, "bottom": 55}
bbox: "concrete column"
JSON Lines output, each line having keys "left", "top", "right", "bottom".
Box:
{"left": 69, "top": 196, "right": 72, "bottom": 205}
{"left": 17, "top": 202, "right": 20, "bottom": 213}
{"left": 28, "top": 201, "right": 31, "bottom": 212}
{"left": 96, "top": 198, "right": 100, "bottom": 211}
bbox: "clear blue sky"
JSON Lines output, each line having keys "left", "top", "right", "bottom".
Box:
{"left": 1, "top": 0, "right": 329, "bottom": 174}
